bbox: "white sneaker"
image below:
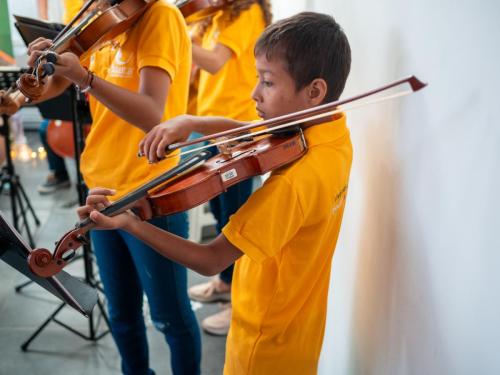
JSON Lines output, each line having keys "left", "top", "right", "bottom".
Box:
{"left": 201, "top": 304, "right": 231, "bottom": 336}
{"left": 188, "top": 278, "right": 231, "bottom": 303}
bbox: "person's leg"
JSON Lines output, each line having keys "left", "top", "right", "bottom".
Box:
{"left": 38, "top": 119, "right": 70, "bottom": 193}
{"left": 91, "top": 229, "right": 152, "bottom": 375}
{"left": 121, "top": 212, "right": 201, "bottom": 375}
{"left": 38, "top": 119, "right": 68, "bottom": 179}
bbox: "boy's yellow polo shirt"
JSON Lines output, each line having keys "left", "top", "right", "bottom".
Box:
{"left": 62, "top": 0, "right": 83, "bottom": 24}
{"left": 80, "top": 1, "right": 191, "bottom": 199}
{"left": 222, "top": 114, "right": 353, "bottom": 375}
{"left": 197, "top": 4, "right": 264, "bottom": 121}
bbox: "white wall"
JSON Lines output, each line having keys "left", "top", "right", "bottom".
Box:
{"left": 272, "top": 0, "right": 307, "bottom": 20}
{"left": 302, "top": 0, "right": 500, "bottom": 374}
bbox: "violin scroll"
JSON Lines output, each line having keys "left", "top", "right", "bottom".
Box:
{"left": 0, "top": 90, "right": 21, "bottom": 115}
{"left": 16, "top": 70, "right": 46, "bottom": 102}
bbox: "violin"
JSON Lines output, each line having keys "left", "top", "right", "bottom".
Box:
{"left": 17, "top": 0, "right": 156, "bottom": 101}
{"left": 175, "top": 0, "right": 229, "bottom": 22}
{"left": 27, "top": 75, "right": 427, "bottom": 278}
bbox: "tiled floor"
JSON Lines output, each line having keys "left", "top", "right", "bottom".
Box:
{"left": 0, "top": 131, "right": 226, "bottom": 375}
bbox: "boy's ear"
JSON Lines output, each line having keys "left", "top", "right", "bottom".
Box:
{"left": 307, "top": 79, "right": 328, "bottom": 105}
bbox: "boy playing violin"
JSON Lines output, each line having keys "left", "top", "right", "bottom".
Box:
{"left": 81, "top": 11, "right": 352, "bottom": 374}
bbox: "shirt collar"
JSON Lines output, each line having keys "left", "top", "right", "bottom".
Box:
{"left": 303, "top": 113, "right": 348, "bottom": 147}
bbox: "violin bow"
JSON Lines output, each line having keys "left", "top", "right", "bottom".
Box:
{"left": 164, "top": 75, "right": 427, "bottom": 159}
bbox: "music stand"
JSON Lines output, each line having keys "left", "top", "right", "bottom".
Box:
{"left": 13, "top": 15, "right": 64, "bottom": 46}
{"left": 11, "top": 18, "right": 109, "bottom": 349}
{"left": 0, "top": 211, "right": 99, "bottom": 350}
{"left": 0, "top": 66, "right": 40, "bottom": 248}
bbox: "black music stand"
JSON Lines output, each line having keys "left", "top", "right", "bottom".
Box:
{"left": 0, "top": 211, "right": 101, "bottom": 350}
{"left": 0, "top": 67, "right": 40, "bottom": 248}
{"left": 11, "top": 18, "right": 109, "bottom": 349}
{"left": 13, "top": 15, "right": 64, "bottom": 45}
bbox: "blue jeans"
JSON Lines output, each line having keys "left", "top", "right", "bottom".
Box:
{"left": 38, "top": 119, "right": 68, "bottom": 179}
{"left": 91, "top": 212, "right": 201, "bottom": 375}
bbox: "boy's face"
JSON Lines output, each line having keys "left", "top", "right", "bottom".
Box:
{"left": 252, "top": 54, "right": 312, "bottom": 120}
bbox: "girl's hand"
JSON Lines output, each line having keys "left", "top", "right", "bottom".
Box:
{"left": 77, "top": 188, "right": 139, "bottom": 230}
{"left": 0, "top": 91, "right": 20, "bottom": 115}
{"left": 27, "top": 37, "right": 88, "bottom": 86}
{"left": 138, "top": 115, "right": 194, "bottom": 163}
{"left": 27, "top": 37, "right": 53, "bottom": 66}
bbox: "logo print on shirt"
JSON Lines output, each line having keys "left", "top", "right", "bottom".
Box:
{"left": 109, "top": 48, "right": 134, "bottom": 78}
{"left": 114, "top": 48, "right": 132, "bottom": 65}
{"left": 332, "top": 184, "right": 348, "bottom": 214}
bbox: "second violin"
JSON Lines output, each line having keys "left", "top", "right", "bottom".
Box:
{"left": 27, "top": 75, "right": 426, "bottom": 278}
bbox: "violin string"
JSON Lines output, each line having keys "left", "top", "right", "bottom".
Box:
{"left": 52, "top": 0, "right": 98, "bottom": 45}
{"left": 164, "top": 89, "right": 413, "bottom": 160}
{"left": 36, "top": 0, "right": 99, "bottom": 77}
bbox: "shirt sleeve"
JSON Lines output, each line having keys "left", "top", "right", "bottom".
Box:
{"left": 222, "top": 174, "right": 304, "bottom": 263}
{"left": 216, "top": 5, "right": 261, "bottom": 58}
{"left": 136, "top": 5, "right": 189, "bottom": 81}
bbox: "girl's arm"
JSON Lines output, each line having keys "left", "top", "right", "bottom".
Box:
{"left": 0, "top": 75, "right": 72, "bottom": 115}
{"left": 85, "top": 65, "right": 170, "bottom": 131}
{"left": 192, "top": 43, "right": 232, "bottom": 75}
{"left": 28, "top": 38, "right": 170, "bottom": 132}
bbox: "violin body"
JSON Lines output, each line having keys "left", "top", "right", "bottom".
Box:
{"left": 148, "top": 132, "right": 306, "bottom": 217}
{"left": 72, "top": 0, "right": 156, "bottom": 60}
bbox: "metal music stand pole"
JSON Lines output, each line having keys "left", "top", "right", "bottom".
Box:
{"left": 70, "top": 86, "right": 108, "bottom": 340}
{"left": 0, "top": 114, "right": 41, "bottom": 246}
{"left": 0, "top": 68, "right": 40, "bottom": 247}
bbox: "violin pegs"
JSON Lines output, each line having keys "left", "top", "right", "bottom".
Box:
{"left": 45, "top": 52, "right": 58, "bottom": 64}
{"left": 42, "top": 63, "right": 55, "bottom": 77}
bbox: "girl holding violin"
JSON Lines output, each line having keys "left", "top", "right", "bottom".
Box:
{"left": 12, "top": 1, "right": 202, "bottom": 374}
{"left": 183, "top": 0, "right": 272, "bottom": 335}
{"left": 80, "top": 12, "right": 352, "bottom": 374}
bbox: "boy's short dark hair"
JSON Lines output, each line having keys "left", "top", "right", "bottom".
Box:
{"left": 255, "top": 12, "right": 351, "bottom": 102}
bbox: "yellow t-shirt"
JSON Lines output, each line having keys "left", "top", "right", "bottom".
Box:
{"left": 80, "top": 1, "right": 191, "bottom": 199}
{"left": 197, "top": 4, "right": 265, "bottom": 120}
{"left": 62, "top": 0, "right": 83, "bottom": 24}
{"left": 222, "top": 114, "right": 353, "bottom": 375}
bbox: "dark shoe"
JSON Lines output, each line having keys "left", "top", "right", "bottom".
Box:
{"left": 37, "top": 173, "right": 70, "bottom": 194}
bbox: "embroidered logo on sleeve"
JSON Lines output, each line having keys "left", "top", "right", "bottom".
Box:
{"left": 332, "top": 184, "right": 348, "bottom": 214}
